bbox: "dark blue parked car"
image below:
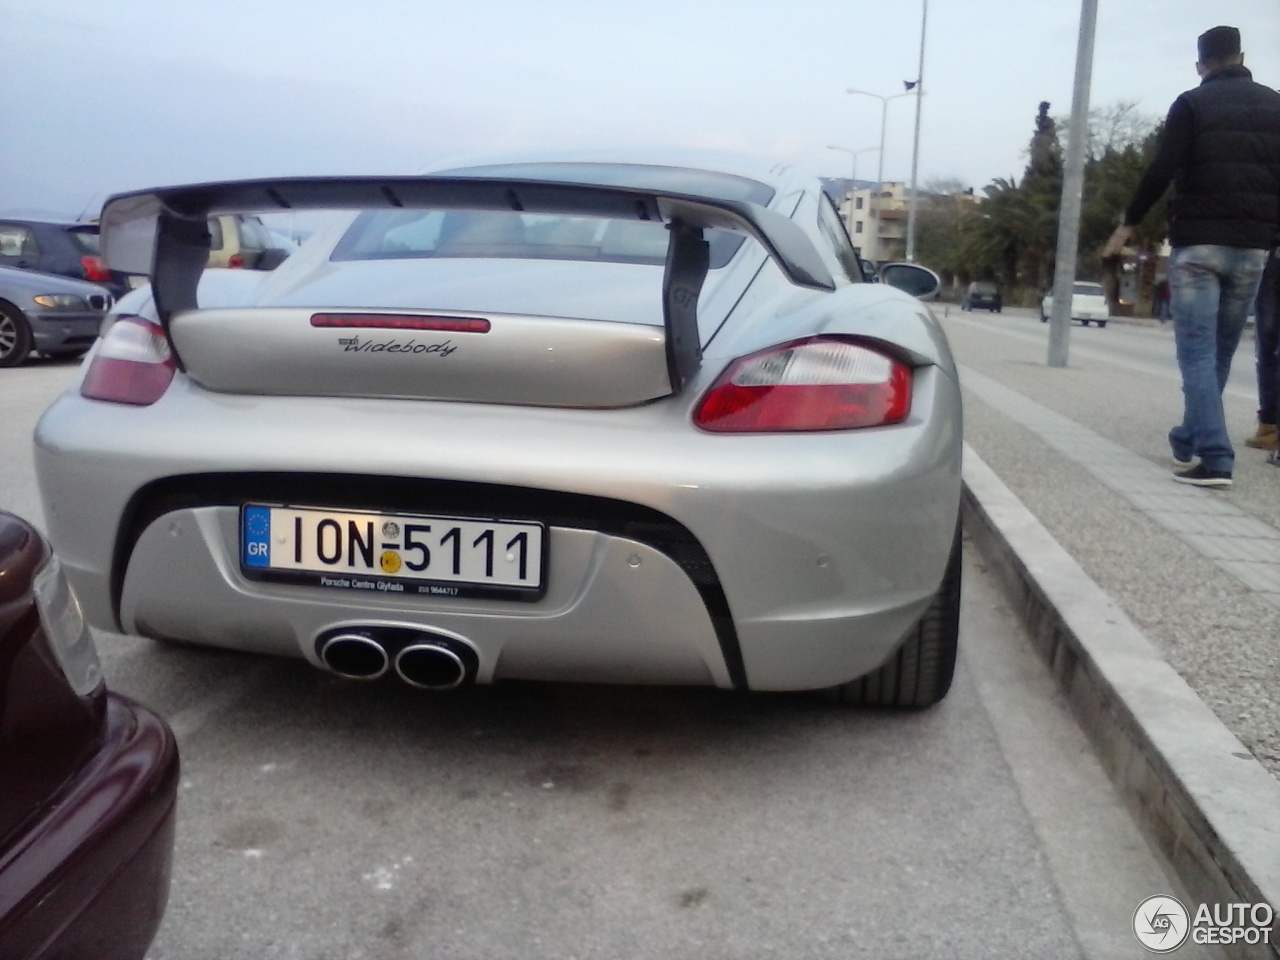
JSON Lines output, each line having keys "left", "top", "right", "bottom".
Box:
{"left": 0, "top": 218, "right": 136, "bottom": 299}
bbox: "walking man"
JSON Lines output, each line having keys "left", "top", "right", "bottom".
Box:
{"left": 1103, "top": 25, "right": 1280, "bottom": 488}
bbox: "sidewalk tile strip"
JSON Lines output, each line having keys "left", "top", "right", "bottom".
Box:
{"left": 960, "top": 365, "right": 1280, "bottom": 610}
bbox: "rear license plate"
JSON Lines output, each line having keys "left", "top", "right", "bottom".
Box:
{"left": 240, "top": 504, "right": 545, "bottom": 600}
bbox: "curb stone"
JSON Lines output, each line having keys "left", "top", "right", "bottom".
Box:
{"left": 962, "top": 444, "right": 1280, "bottom": 959}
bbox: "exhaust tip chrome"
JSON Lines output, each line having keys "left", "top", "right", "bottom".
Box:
{"left": 319, "top": 632, "right": 389, "bottom": 680}
{"left": 394, "top": 643, "right": 469, "bottom": 690}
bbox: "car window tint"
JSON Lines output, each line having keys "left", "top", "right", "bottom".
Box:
{"left": 207, "top": 218, "right": 225, "bottom": 249}
{"left": 0, "top": 223, "right": 38, "bottom": 257}
{"left": 332, "top": 209, "right": 745, "bottom": 268}
{"left": 816, "top": 195, "right": 862, "bottom": 283}
{"left": 1073, "top": 282, "right": 1104, "bottom": 295}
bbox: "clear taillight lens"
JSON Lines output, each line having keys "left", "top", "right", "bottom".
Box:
{"left": 33, "top": 554, "right": 103, "bottom": 697}
{"left": 80, "top": 315, "right": 177, "bottom": 405}
{"left": 694, "top": 337, "right": 913, "bottom": 433}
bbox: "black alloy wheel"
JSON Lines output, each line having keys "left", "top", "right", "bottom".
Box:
{"left": 0, "top": 305, "right": 33, "bottom": 367}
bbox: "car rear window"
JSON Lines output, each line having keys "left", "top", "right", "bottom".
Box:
{"left": 1073, "top": 282, "right": 1104, "bottom": 295}
{"left": 973, "top": 282, "right": 997, "bottom": 293}
{"left": 332, "top": 164, "right": 776, "bottom": 268}
{"left": 64, "top": 227, "right": 100, "bottom": 254}
{"left": 332, "top": 210, "right": 746, "bottom": 267}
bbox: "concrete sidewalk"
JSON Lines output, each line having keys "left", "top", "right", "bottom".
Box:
{"left": 963, "top": 447, "right": 1280, "bottom": 958}
{"left": 951, "top": 311, "right": 1280, "bottom": 957}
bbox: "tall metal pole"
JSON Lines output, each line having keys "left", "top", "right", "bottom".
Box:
{"left": 877, "top": 100, "right": 888, "bottom": 186}
{"left": 1047, "top": 0, "right": 1098, "bottom": 368}
{"left": 905, "top": 0, "right": 928, "bottom": 262}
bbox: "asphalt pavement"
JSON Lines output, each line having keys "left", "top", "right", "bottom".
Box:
{"left": 949, "top": 305, "right": 1280, "bottom": 957}
{"left": 0, "top": 350, "right": 1228, "bottom": 959}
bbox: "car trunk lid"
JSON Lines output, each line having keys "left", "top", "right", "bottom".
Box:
{"left": 169, "top": 303, "right": 673, "bottom": 408}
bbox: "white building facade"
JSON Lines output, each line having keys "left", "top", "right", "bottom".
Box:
{"left": 839, "top": 182, "right": 908, "bottom": 264}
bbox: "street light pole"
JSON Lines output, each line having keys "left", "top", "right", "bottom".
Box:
{"left": 845, "top": 88, "right": 912, "bottom": 188}
{"left": 905, "top": 0, "right": 929, "bottom": 262}
{"left": 1047, "top": 0, "right": 1098, "bottom": 368}
{"left": 846, "top": 88, "right": 913, "bottom": 263}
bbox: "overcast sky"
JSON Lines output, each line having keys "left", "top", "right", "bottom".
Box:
{"left": 2, "top": 0, "right": 1278, "bottom": 219}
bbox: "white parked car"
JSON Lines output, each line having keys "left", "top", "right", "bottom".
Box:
{"left": 1040, "top": 281, "right": 1110, "bottom": 327}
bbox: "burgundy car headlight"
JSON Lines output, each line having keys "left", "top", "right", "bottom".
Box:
{"left": 694, "top": 336, "right": 913, "bottom": 433}
{"left": 32, "top": 554, "right": 103, "bottom": 696}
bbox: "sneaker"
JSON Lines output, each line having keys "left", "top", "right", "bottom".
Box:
{"left": 1244, "top": 423, "right": 1278, "bottom": 450}
{"left": 1172, "top": 453, "right": 1195, "bottom": 469}
{"left": 1173, "top": 464, "right": 1232, "bottom": 488}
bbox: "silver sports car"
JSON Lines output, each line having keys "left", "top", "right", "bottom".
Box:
{"left": 34, "top": 154, "right": 963, "bottom": 706}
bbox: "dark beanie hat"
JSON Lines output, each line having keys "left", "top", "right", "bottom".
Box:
{"left": 1198, "top": 25, "right": 1241, "bottom": 63}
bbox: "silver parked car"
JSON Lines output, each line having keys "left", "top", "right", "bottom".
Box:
{"left": 0, "top": 265, "right": 112, "bottom": 366}
{"left": 34, "top": 154, "right": 963, "bottom": 706}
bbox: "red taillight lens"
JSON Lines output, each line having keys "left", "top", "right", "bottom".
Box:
{"left": 227, "top": 254, "right": 245, "bottom": 269}
{"left": 80, "top": 317, "right": 177, "bottom": 406}
{"left": 80, "top": 254, "right": 110, "bottom": 282}
{"left": 694, "top": 337, "right": 913, "bottom": 433}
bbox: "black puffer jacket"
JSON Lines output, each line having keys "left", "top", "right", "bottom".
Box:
{"left": 1125, "top": 66, "right": 1280, "bottom": 249}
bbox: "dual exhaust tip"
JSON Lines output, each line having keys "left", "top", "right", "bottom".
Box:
{"left": 317, "top": 626, "right": 478, "bottom": 690}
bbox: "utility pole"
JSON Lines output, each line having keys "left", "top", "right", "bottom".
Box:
{"left": 1047, "top": 0, "right": 1098, "bottom": 367}
{"left": 905, "top": 0, "right": 928, "bottom": 262}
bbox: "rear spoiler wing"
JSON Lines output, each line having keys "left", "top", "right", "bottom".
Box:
{"left": 99, "top": 176, "right": 836, "bottom": 392}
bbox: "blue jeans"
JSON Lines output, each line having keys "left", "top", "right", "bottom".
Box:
{"left": 1168, "top": 244, "right": 1269, "bottom": 472}
{"left": 1254, "top": 252, "right": 1279, "bottom": 425}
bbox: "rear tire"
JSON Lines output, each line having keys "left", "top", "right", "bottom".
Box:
{"left": 0, "top": 304, "right": 33, "bottom": 367}
{"left": 1098, "top": 320, "right": 1108, "bottom": 328}
{"left": 827, "top": 522, "right": 961, "bottom": 708}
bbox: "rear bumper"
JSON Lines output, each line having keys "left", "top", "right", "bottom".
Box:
{"left": 36, "top": 368, "right": 962, "bottom": 691}
{"left": 0, "top": 695, "right": 179, "bottom": 960}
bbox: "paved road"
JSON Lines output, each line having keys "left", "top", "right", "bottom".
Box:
{"left": 946, "top": 305, "right": 1280, "bottom": 782}
{"left": 2, "top": 358, "right": 1215, "bottom": 959}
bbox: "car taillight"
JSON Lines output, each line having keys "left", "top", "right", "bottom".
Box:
{"left": 80, "top": 316, "right": 177, "bottom": 405}
{"left": 80, "top": 254, "right": 111, "bottom": 282}
{"left": 227, "top": 254, "right": 245, "bottom": 269}
{"left": 694, "top": 337, "right": 912, "bottom": 433}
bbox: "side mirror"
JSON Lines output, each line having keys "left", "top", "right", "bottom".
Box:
{"left": 879, "top": 262, "right": 941, "bottom": 301}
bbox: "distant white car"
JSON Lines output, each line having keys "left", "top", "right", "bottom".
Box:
{"left": 1040, "top": 281, "right": 1110, "bottom": 327}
